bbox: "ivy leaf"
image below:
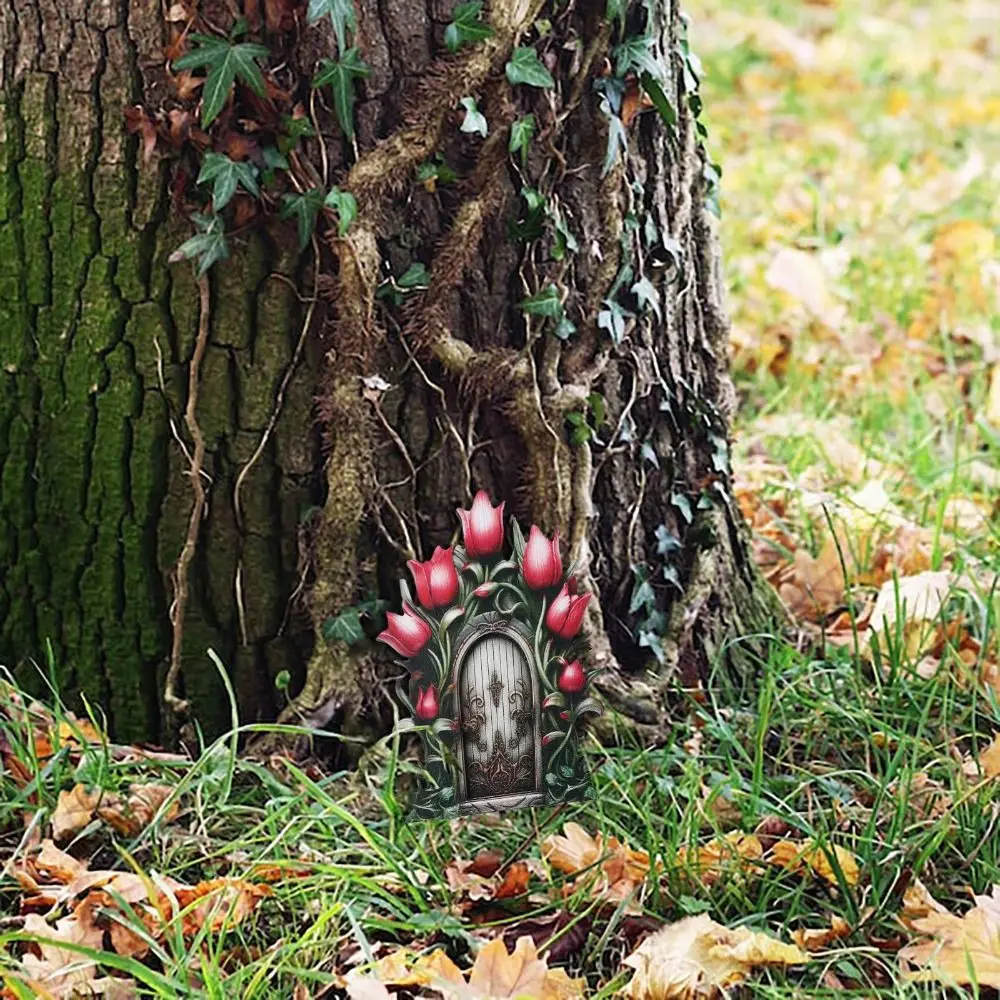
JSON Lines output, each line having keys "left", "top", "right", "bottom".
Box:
{"left": 641, "top": 73, "right": 677, "bottom": 129}
{"left": 169, "top": 213, "right": 229, "bottom": 276}
{"left": 613, "top": 35, "right": 661, "bottom": 78}
{"left": 324, "top": 186, "right": 358, "bottom": 236}
{"left": 509, "top": 114, "right": 535, "bottom": 164}
{"left": 444, "top": 0, "right": 493, "bottom": 52}
{"left": 314, "top": 48, "right": 370, "bottom": 140}
{"left": 632, "top": 275, "right": 661, "bottom": 319}
{"left": 602, "top": 107, "right": 628, "bottom": 176}
{"left": 629, "top": 575, "right": 655, "bottom": 614}
{"left": 655, "top": 524, "right": 681, "bottom": 555}
{"left": 638, "top": 629, "right": 667, "bottom": 663}
{"left": 598, "top": 299, "right": 628, "bottom": 344}
{"left": 553, "top": 314, "right": 576, "bottom": 340}
{"left": 262, "top": 146, "right": 289, "bottom": 171}
{"left": 519, "top": 284, "right": 562, "bottom": 318}
{"left": 173, "top": 35, "right": 269, "bottom": 127}
{"left": 505, "top": 47, "right": 554, "bottom": 88}
{"left": 641, "top": 441, "right": 659, "bottom": 468}
{"left": 322, "top": 607, "right": 366, "bottom": 644}
{"left": 459, "top": 96, "right": 488, "bottom": 137}
{"left": 307, "top": 0, "right": 357, "bottom": 53}
{"left": 671, "top": 490, "right": 693, "bottom": 524}
{"left": 397, "top": 262, "right": 430, "bottom": 289}
{"left": 196, "top": 152, "right": 260, "bottom": 210}
{"left": 280, "top": 188, "right": 326, "bottom": 249}
{"left": 552, "top": 212, "right": 578, "bottom": 262}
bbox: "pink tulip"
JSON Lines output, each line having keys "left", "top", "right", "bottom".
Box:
{"left": 557, "top": 659, "right": 586, "bottom": 694}
{"left": 415, "top": 685, "right": 439, "bottom": 721}
{"left": 407, "top": 546, "right": 459, "bottom": 609}
{"left": 456, "top": 491, "right": 505, "bottom": 558}
{"left": 473, "top": 581, "right": 497, "bottom": 598}
{"left": 522, "top": 525, "right": 563, "bottom": 590}
{"left": 377, "top": 602, "right": 432, "bottom": 658}
{"left": 546, "top": 583, "right": 591, "bottom": 639}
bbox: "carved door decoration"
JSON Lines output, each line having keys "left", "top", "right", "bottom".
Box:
{"left": 378, "top": 492, "right": 601, "bottom": 819}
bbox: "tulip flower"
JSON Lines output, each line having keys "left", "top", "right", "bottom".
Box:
{"left": 545, "top": 583, "right": 591, "bottom": 639}
{"left": 557, "top": 659, "right": 586, "bottom": 694}
{"left": 377, "top": 602, "right": 432, "bottom": 658}
{"left": 473, "top": 581, "right": 497, "bottom": 598}
{"left": 407, "top": 546, "right": 459, "bottom": 609}
{"left": 456, "top": 490, "right": 505, "bottom": 558}
{"left": 415, "top": 684, "right": 439, "bottom": 721}
{"left": 522, "top": 525, "right": 563, "bottom": 590}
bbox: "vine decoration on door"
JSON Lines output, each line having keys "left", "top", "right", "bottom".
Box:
{"left": 378, "top": 492, "right": 602, "bottom": 818}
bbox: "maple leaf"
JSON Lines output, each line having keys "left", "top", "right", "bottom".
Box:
{"left": 768, "top": 839, "right": 860, "bottom": 887}
{"left": 900, "top": 885, "right": 1000, "bottom": 988}
{"left": 622, "top": 914, "right": 809, "bottom": 999}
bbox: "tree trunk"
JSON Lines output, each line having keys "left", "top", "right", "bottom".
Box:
{"left": 0, "top": 0, "right": 781, "bottom": 745}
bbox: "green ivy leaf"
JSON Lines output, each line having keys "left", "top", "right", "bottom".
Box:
{"left": 505, "top": 47, "right": 554, "bottom": 88}
{"left": 262, "top": 146, "right": 290, "bottom": 171}
{"left": 641, "top": 441, "right": 659, "bottom": 468}
{"left": 197, "top": 152, "right": 260, "bottom": 210}
{"left": 519, "top": 284, "right": 562, "bottom": 318}
{"left": 671, "top": 490, "right": 693, "bottom": 524}
{"left": 641, "top": 73, "right": 677, "bottom": 129}
{"left": 629, "top": 577, "right": 655, "bottom": 614}
{"left": 553, "top": 314, "right": 576, "bottom": 340}
{"left": 459, "top": 96, "right": 488, "bottom": 137}
{"left": 509, "top": 114, "right": 535, "bottom": 164}
{"left": 307, "top": 0, "right": 358, "bottom": 52}
{"left": 173, "top": 35, "right": 269, "bottom": 128}
{"left": 324, "top": 186, "right": 358, "bottom": 236}
{"left": 601, "top": 106, "right": 628, "bottom": 176}
{"left": 655, "top": 524, "right": 681, "bottom": 555}
{"left": 398, "top": 262, "right": 430, "bottom": 289}
{"left": 631, "top": 275, "right": 661, "bottom": 319}
{"left": 314, "top": 48, "right": 370, "bottom": 140}
{"left": 613, "top": 35, "right": 661, "bottom": 78}
{"left": 445, "top": 1, "right": 493, "bottom": 52}
{"left": 597, "top": 299, "right": 628, "bottom": 344}
{"left": 169, "top": 213, "right": 230, "bottom": 276}
{"left": 280, "top": 188, "right": 326, "bottom": 249}
{"left": 322, "top": 607, "right": 365, "bottom": 644}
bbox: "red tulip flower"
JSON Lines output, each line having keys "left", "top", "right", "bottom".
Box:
{"left": 473, "top": 581, "right": 497, "bottom": 598}
{"left": 415, "top": 685, "right": 439, "bottom": 721}
{"left": 377, "top": 602, "right": 432, "bottom": 658}
{"left": 522, "top": 525, "right": 563, "bottom": 590}
{"left": 456, "top": 491, "right": 505, "bottom": 558}
{"left": 557, "top": 659, "right": 586, "bottom": 694}
{"left": 546, "top": 582, "right": 591, "bottom": 639}
{"left": 407, "top": 546, "right": 459, "bottom": 609}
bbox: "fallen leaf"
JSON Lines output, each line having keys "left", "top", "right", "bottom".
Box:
{"left": 622, "top": 914, "right": 809, "bottom": 999}
{"left": 20, "top": 910, "right": 107, "bottom": 998}
{"left": 765, "top": 247, "right": 846, "bottom": 328}
{"left": 791, "top": 915, "right": 852, "bottom": 951}
{"left": 97, "top": 783, "right": 179, "bottom": 836}
{"left": 51, "top": 784, "right": 101, "bottom": 841}
{"left": 769, "top": 839, "right": 860, "bottom": 887}
{"left": 962, "top": 733, "right": 1000, "bottom": 780}
{"left": 543, "top": 823, "right": 652, "bottom": 907}
{"left": 677, "top": 832, "right": 763, "bottom": 886}
{"left": 867, "top": 571, "right": 953, "bottom": 658}
{"left": 900, "top": 885, "right": 1000, "bottom": 988}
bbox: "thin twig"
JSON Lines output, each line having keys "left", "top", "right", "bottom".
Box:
{"left": 165, "top": 274, "right": 211, "bottom": 725}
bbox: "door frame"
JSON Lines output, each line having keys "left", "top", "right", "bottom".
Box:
{"left": 452, "top": 612, "right": 544, "bottom": 814}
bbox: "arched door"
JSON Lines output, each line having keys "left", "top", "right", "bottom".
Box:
{"left": 454, "top": 615, "right": 543, "bottom": 812}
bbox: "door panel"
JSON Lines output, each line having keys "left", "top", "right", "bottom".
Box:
{"left": 460, "top": 634, "right": 535, "bottom": 800}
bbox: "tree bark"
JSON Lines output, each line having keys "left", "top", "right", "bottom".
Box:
{"left": 0, "top": 0, "right": 782, "bottom": 745}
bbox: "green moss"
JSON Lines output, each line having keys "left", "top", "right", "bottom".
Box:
{"left": 198, "top": 345, "right": 235, "bottom": 449}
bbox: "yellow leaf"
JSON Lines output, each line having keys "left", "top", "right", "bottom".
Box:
{"left": 932, "top": 219, "right": 995, "bottom": 266}
{"left": 622, "top": 914, "right": 809, "bottom": 999}
{"left": 541, "top": 822, "right": 601, "bottom": 875}
{"left": 764, "top": 247, "right": 845, "bottom": 328}
{"left": 900, "top": 885, "right": 1000, "bottom": 988}
{"left": 51, "top": 784, "right": 101, "bottom": 842}
{"left": 677, "top": 832, "right": 763, "bottom": 886}
{"left": 791, "top": 915, "right": 852, "bottom": 951}
{"left": 769, "top": 840, "right": 860, "bottom": 887}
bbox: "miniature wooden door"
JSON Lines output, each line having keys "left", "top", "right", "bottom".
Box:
{"left": 454, "top": 615, "right": 543, "bottom": 814}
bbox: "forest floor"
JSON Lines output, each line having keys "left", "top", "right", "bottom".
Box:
{"left": 2, "top": 0, "right": 999, "bottom": 996}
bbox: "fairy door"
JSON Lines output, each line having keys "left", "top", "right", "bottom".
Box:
{"left": 454, "top": 614, "right": 543, "bottom": 813}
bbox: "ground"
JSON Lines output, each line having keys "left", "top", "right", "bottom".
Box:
{"left": 1, "top": 0, "right": 998, "bottom": 995}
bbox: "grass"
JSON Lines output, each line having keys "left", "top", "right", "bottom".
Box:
{"left": 2, "top": 0, "right": 999, "bottom": 995}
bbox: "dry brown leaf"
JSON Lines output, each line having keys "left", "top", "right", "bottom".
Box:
{"left": 769, "top": 839, "right": 860, "bottom": 887}
{"left": 51, "top": 784, "right": 101, "bottom": 841}
{"left": 20, "top": 910, "right": 108, "bottom": 998}
{"left": 765, "top": 246, "right": 846, "bottom": 327}
{"left": 622, "top": 914, "right": 809, "bottom": 999}
{"left": 676, "top": 832, "right": 763, "bottom": 886}
{"left": 962, "top": 733, "right": 1000, "bottom": 780}
{"left": 97, "top": 783, "right": 179, "bottom": 836}
{"left": 541, "top": 822, "right": 601, "bottom": 875}
{"left": 900, "top": 885, "right": 1000, "bottom": 988}
{"left": 778, "top": 540, "right": 845, "bottom": 622}
{"left": 791, "top": 915, "right": 852, "bottom": 951}
{"left": 354, "top": 937, "right": 584, "bottom": 999}
{"left": 543, "top": 823, "right": 651, "bottom": 907}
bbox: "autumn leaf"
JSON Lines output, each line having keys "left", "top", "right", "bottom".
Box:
{"left": 676, "top": 832, "right": 763, "bottom": 886}
{"left": 349, "top": 936, "right": 584, "bottom": 999}
{"left": 97, "top": 783, "right": 179, "bottom": 836}
{"left": 51, "top": 784, "right": 101, "bottom": 841}
{"left": 791, "top": 915, "right": 852, "bottom": 952}
{"left": 963, "top": 733, "right": 1000, "bottom": 780}
{"left": 899, "top": 885, "right": 1000, "bottom": 988}
{"left": 622, "top": 914, "right": 809, "bottom": 999}
{"left": 768, "top": 839, "right": 860, "bottom": 887}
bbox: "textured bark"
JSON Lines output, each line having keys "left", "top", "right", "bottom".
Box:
{"left": 0, "top": 1, "right": 322, "bottom": 740}
{"left": 0, "top": 0, "right": 782, "bottom": 746}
